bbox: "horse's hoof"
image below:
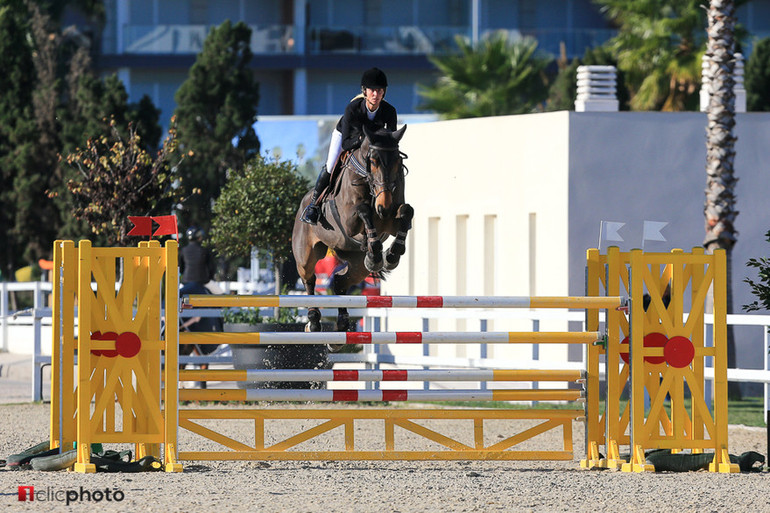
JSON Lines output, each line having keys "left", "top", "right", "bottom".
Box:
{"left": 384, "top": 253, "right": 400, "bottom": 271}
{"left": 365, "top": 253, "right": 383, "bottom": 273}
{"left": 327, "top": 344, "right": 345, "bottom": 353}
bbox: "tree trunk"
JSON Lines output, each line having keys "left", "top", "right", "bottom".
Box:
{"left": 704, "top": 0, "right": 741, "bottom": 399}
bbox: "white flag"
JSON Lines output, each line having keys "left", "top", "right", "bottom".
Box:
{"left": 603, "top": 221, "right": 625, "bottom": 242}
{"left": 643, "top": 221, "right": 668, "bottom": 242}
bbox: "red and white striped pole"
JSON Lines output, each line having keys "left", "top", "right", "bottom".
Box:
{"left": 178, "top": 388, "right": 585, "bottom": 403}
{"left": 179, "top": 368, "right": 585, "bottom": 383}
{"left": 180, "top": 330, "right": 603, "bottom": 345}
{"left": 184, "top": 294, "right": 624, "bottom": 310}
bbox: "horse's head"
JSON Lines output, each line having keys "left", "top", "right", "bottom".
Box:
{"left": 361, "top": 124, "right": 407, "bottom": 218}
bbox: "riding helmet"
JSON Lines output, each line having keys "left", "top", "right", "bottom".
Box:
{"left": 185, "top": 226, "right": 204, "bottom": 241}
{"left": 361, "top": 67, "right": 388, "bottom": 89}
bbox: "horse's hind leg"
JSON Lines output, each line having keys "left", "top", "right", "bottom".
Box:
{"left": 331, "top": 276, "right": 350, "bottom": 332}
{"left": 385, "top": 204, "right": 414, "bottom": 271}
{"left": 356, "top": 204, "right": 383, "bottom": 272}
{"left": 292, "top": 220, "right": 326, "bottom": 332}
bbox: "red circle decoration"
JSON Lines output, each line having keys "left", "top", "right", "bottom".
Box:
{"left": 115, "top": 332, "right": 142, "bottom": 358}
{"left": 643, "top": 333, "right": 668, "bottom": 365}
{"left": 91, "top": 331, "right": 119, "bottom": 357}
{"left": 620, "top": 336, "right": 630, "bottom": 365}
{"left": 619, "top": 333, "right": 668, "bottom": 365}
{"left": 664, "top": 336, "right": 695, "bottom": 368}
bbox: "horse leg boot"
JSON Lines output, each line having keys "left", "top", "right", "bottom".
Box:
{"left": 307, "top": 307, "right": 322, "bottom": 332}
{"left": 356, "top": 204, "right": 383, "bottom": 273}
{"left": 301, "top": 274, "right": 323, "bottom": 332}
{"left": 385, "top": 204, "right": 413, "bottom": 271}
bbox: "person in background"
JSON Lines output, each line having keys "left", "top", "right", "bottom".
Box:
{"left": 179, "top": 226, "right": 216, "bottom": 297}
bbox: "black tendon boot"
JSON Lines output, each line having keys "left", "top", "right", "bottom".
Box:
{"left": 301, "top": 167, "right": 330, "bottom": 225}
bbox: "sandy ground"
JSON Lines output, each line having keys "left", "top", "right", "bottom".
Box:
{"left": 1, "top": 400, "right": 770, "bottom": 513}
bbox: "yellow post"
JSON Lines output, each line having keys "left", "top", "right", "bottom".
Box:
{"left": 603, "top": 246, "right": 627, "bottom": 468}
{"left": 74, "top": 240, "right": 96, "bottom": 473}
{"left": 49, "top": 241, "right": 63, "bottom": 451}
{"left": 164, "top": 240, "right": 182, "bottom": 472}
{"left": 580, "top": 248, "right": 603, "bottom": 469}
{"left": 622, "top": 249, "right": 654, "bottom": 472}
{"left": 710, "top": 249, "right": 739, "bottom": 473}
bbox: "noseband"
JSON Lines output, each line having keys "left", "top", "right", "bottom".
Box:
{"left": 349, "top": 144, "right": 408, "bottom": 204}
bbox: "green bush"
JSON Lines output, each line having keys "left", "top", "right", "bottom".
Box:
{"left": 210, "top": 155, "right": 308, "bottom": 263}
{"left": 744, "top": 229, "right": 770, "bottom": 312}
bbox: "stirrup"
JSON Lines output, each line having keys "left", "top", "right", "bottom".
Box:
{"left": 301, "top": 204, "right": 319, "bottom": 225}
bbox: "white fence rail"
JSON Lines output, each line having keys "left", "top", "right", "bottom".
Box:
{"left": 3, "top": 281, "right": 770, "bottom": 413}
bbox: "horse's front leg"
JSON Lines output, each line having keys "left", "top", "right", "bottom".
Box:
{"left": 302, "top": 274, "right": 322, "bottom": 332}
{"left": 384, "top": 204, "right": 413, "bottom": 271}
{"left": 356, "top": 203, "right": 383, "bottom": 273}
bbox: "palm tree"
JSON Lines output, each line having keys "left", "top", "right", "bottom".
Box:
{"left": 703, "top": 0, "right": 740, "bottom": 399}
{"left": 596, "top": 0, "right": 706, "bottom": 111}
{"left": 418, "top": 34, "right": 551, "bottom": 119}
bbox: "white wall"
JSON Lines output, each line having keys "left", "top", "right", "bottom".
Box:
{"left": 385, "top": 112, "right": 572, "bottom": 363}
{"left": 379, "top": 110, "right": 770, "bottom": 370}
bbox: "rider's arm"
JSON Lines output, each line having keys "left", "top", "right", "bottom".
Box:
{"left": 340, "top": 100, "right": 364, "bottom": 151}
{"left": 384, "top": 101, "right": 398, "bottom": 131}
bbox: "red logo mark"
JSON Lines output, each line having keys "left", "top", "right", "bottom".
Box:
{"left": 19, "top": 486, "right": 34, "bottom": 501}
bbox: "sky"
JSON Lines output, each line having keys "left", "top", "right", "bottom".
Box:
{"left": 253, "top": 119, "right": 324, "bottom": 166}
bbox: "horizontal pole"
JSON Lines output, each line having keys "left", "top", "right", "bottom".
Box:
{"left": 179, "top": 331, "right": 603, "bottom": 345}
{"left": 183, "top": 294, "right": 624, "bottom": 310}
{"left": 178, "top": 369, "right": 585, "bottom": 383}
{"left": 177, "top": 388, "right": 584, "bottom": 402}
{"left": 177, "top": 408, "right": 586, "bottom": 421}
{"left": 177, "top": 450, "right": 576, "bottom": 462}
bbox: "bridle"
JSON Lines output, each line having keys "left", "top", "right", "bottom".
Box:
{"left": 349, "top": 143, "right": 408, "bottom": 203}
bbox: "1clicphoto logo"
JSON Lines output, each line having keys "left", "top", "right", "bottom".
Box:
{"left": 18, "top": 485, "right": 125, "bottom": 505}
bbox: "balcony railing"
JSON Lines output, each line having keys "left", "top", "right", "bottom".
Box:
{"left": 114, "top": 23, "right": 616, "bottom": 59}
{"left": 306, "top": 26, "right": 617, "bottom": 58}
{"left": 121, "top": 24, "right": 296, "bottom": 54}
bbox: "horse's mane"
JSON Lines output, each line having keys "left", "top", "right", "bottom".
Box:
{"left": 364, "top": 128, "right": 400, "bottom": 149}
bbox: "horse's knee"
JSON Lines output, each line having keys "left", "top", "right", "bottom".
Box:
{"left": 356, "top": 203, "right": 372, "bottom": 219}
{"left": 397, "top": 204, "right": 414, "bottom": 230}
{"left": 397, "top": 203, "right": 414, "bottom": 220}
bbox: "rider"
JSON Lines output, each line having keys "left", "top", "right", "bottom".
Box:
{"left": 301, "top": 67, "right": 398, "bottom": 225}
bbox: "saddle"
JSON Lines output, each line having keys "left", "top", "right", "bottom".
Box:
{"left": 318, "top": 151, "right": 351, "bottom": 204}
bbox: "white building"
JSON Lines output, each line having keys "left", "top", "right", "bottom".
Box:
{"left": 382, "top": 111, "right": 770, "bottom": 373}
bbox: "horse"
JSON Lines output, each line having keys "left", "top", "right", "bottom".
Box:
{"left": 292, "top": 125, "right": 413, "bottom": 333}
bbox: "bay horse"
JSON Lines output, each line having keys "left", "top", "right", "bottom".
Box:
{"left": 292, "top": 125, "right": 413, "bottom": 332}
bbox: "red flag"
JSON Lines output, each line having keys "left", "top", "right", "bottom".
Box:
{"left": 127, "top": 216, "right": 153, "bottom": 236}
{"left": 152, "top": 215, "right": 178, "bottom": 237}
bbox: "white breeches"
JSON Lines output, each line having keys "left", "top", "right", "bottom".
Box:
{"left": 325, "top": 129, "right": 343, "bottom": 173}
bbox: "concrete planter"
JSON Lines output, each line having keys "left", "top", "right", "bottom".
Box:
{"left": 227, "top": 322, "right": 331, "bottom": 389}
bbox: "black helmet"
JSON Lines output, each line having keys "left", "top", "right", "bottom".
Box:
{"left": 185, "top": 226, "right": 204, "bottom": 241}
{"left": 361, "top": 67, "right": 388, "bottom": 89}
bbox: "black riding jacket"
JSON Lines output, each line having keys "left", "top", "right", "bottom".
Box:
{"left": 179, "top": 242, "right": 216, "bottom": 284}
{"left": 336, "top": 97, "right": 398, "bottom": 152}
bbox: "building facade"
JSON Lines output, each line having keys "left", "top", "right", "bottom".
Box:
{"left": 91, "top": 0, "right": 617, "bottom": 121}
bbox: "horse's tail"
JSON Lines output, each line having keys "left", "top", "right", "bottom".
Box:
{"left": 370, "top": 268, "right": 391, "bottom": 281}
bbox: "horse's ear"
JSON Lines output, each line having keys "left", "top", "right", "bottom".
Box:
{"left": 392, "top": 125, "right": 407, "bottom": 142}
{"left": 363, "top": 125, "right": 374, "bottom": 142}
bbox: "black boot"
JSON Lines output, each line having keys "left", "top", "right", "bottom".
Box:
{"left": 301, "top": 168, "right": 330, "bottom": 225}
